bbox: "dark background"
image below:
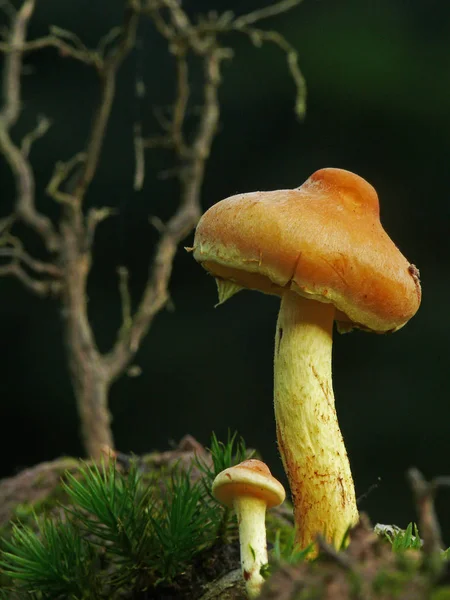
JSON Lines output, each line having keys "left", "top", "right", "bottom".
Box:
{"left": 1, "top": 0, "right": 449, "bottom": 540}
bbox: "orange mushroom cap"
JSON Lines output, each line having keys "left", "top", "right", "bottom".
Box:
{"left": 193, "top": 168, "right": 421, "bottom": 333}
{"left": 212, "top": 459, "right": 286, "bottom": 509}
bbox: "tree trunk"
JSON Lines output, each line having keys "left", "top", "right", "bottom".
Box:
{"left": 70, "top": 363, "right": 113, "bottom": 458}
{"left": 60, "top": 223, "right": 114, "bottom": 460}
{"left": 62, "top": 293, "right": 114, "bottom": 459}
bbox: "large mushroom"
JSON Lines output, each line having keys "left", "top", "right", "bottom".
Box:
{"left": 191, "top": 168, "right": 421, "bottom": 550}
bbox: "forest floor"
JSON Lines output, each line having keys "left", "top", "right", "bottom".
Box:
{"left": 1, "top": 436, "right": 450, "bottom": 599}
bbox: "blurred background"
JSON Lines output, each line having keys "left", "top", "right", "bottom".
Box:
{"left": 1, "top": 0, "right": 449, "bottom": 541}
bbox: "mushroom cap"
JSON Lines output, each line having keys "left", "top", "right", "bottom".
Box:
{"left": 193, "top": 168, "right": 421, "bottom": 333}
{"left": 212, "top": 459, "right": 286, "bottom": 509}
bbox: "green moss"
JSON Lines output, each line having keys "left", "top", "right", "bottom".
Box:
{"left": 431, "top": 587, "right": 450, "bottom": 600}
{"left": 0, "top": 433, "right": 253, "bottom": 598}
{"left": 372, "top": 569, "right": 410, "bottom": 596}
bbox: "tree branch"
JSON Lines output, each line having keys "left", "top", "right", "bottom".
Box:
{"left": 0, "top": 261, "right": 60, "bottom": 296}
{"left": 407, "top": 468, "right": 450, "bottom": 561}
{"left": 70, "top": 2, "right": 139, "bottom": 203}
{"left": 0, "top": 0, "right": 307, "bottom": 459}
{"left": 0, "top": 239, "right": 61, "bottom": 277}
{"left": 0, "top": 0, "right": 61, "bottom": 252}
{"left": 0, "top": 35, "right": 101, "bottom": 65}
{"left": 232, "top": 25, "right": 306, "bottom": 119}
{"left": 233, "top": 0, "right": 306, "bottom": 28}
{"left": 20, "top": 114, "right": 52, "bottom": 157}
{"left": 85, "top": 206, "right": 117, "bottom": 249}
{"left": 106, "top": 44, "right": 225, "bottom": 379}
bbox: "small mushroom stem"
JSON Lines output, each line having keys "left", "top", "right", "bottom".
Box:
{"left": 274, "top": 291, "right": 358, "bottom": 551}
{"left": 233, "top": 496, "right": 268, "bottom": 598}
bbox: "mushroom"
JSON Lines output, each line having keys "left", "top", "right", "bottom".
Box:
{"left": 192, "top": 168, "right": 421, "bottom": 550}
{"left": 212, "top": 459, "right": 285, "bottom": 598}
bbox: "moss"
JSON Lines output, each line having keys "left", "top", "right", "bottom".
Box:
{"left": 431, "top": 587, "right": 450, "bottom": 600}
{"left": 372, "top": 568, "right": 414, "bottom": 596}
{"left": 0, "top": 436, "right": 256, "bottom": 598}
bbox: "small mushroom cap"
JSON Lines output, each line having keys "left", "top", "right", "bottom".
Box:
{"left": 193, "top": 168, "right": 421, "bottom": 333}
{"left": 212, "top": 459, "right": 286, "bottom": 509}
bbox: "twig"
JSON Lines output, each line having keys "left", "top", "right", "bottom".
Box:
{"left": 0, "top": 262, "right": 60, "bottom": 296}
{"left": 408, "top": 468, "right": 443, "bottom": 556}
{"left": 229, "top": 25, "right": 306, "bottom": 119}
{"left": 0, "top": 35, "right": 101, "bottom": 66}
{"left": 106, "top": 43, "right": 225, "bottom": 378}
{"left": 70, "top": 2, "right": 139, "bottom": 203}
{"left": 133, "top": 122, "right": 146, "bottom": 191}
{"left": 172, "top": 51, "right": 190, "bottom": 155}
{"left": 0, "top": 214, "right": 15, "bottom": 235}
{"left": 356, "top": 476, "right": 381, "bottom": 506}
{"left": 0, "top": 239, "right": 62, "bottom": 277}
{"left": 46, "top": 153, "right": 86, "bottom": 206}
{"left": 186, "top": 4, "right": 307, "bottom": 119}
{"left": 85, "top": 206, "right": 117, "bottom": 248}
{"left": 0, "top": 0, "right": 33, "bottom": 127}
{"left": 117, "top": 266, "right": 132, "bottom": 336}
{"left": 316, "top": 534, "right": 354, "bottom": 571}
{"left": 20, "top": 115, "right": 51, "bottom": 157}
{"left": 407, "top": 467, "right": 450, "bottom": 577}
{"left": 234, "top": 0, "right": 306, "bottom": 28}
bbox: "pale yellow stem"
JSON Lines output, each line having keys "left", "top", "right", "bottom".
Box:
{"left": 233, "top": 496, "right": 268, "bottom": 598}
{"left": 274, "top": 291, "right": 358, "bottom": 551}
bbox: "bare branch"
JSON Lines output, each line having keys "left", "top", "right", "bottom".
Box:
{"left": 148, "top": 5, "right": 175, "bottom": 40}
{"left": 46, "top": 152, "right": 86, "bottom": 206}
{"left": 106, "top": 45, "right": 225, "bottom": 379}
{"left": 0, "top": 214, "right": 15, "bottom": 235}
{"left": 161, "top": 0, "right": 193, "bottom": 36}
{"left": 0, "top": 0, "right": 307, "bottom": 459}
{"left": 133, "top": 122, "right": 146, "bottom": 191}
{"left": 85, "top": 206, "right": 117, "bottom": 248}
{"left": 20, "top": 114, "right": 51, "bottom": 157}
{"left": 237, "top": 25, "right": 306, "bottom": 119}
{"left": 316, "top": 534, "right": 354, "bottom": 570}
{"left": 0, "top": 239, "right": 61, "bottom": 277}
{"left": 172, "top": 51, "right": 189, "bottom": 155}
{"left": 0, "top": 0, "right": 60, "bottom": 252}
{"left": 117, "top": 266, "right": 132, "bottom": 336}
{"left": 0, "top": 0, "right": 33, "bottom": 127}
{"left": 233, "top": 0, "right": 306, "bottom": 28}
{"left": 407, "top": 468, "right": 445, "bottom": 558}
{"left": 0, "top": 230, "right": 62, "bottom": 295}
{"left": 0, "top": 127, "right": 60, "bottom": 250}
{"left": 181, "top": 3, "right": 307, "bottom": 119}
{"left": 97, "top": 26, "right": 122, "bottom": 57}
{"left": 133, "top": 72, "right": 146, "bottom": 190}
{"left": 133, "top": 46, "right": 190, "bottom": 186}
{"left": 0, "top": 262, "right": 60, "bottom": 296}
{"left": 48, "top": 25, "right": 90, "bottom": 54}
{"left": 0, "top": 35, "right": 101, "bottom": 66}
{"left": 71, "top": 2, "right": 139, "bottom": 203}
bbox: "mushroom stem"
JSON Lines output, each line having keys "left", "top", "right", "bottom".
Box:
{"left": 233, "top": 496, "right": 268, "bottom": 598}
{"left": 274, "top": 291, "right": 358, "bottom": 551}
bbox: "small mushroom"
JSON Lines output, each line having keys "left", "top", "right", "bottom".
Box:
{"left": 213, "top": 459, "right": 285, "bottom": 598}
{"left": 193, "top": 168, "right": 421, "bottom": 551}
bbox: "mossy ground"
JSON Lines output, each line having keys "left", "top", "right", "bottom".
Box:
{"left": 0, "top": 437, "right": 449, "bottom": 599}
